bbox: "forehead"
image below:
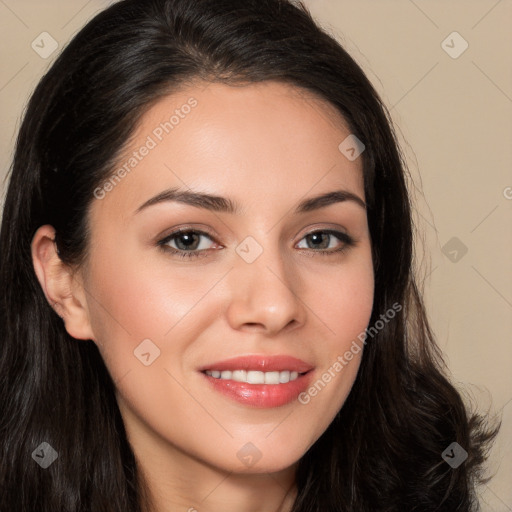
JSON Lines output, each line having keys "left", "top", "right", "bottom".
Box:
{"left": 90, "top": 80, "right": 365, "bottom": 221}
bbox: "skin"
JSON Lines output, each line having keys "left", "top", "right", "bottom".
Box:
{"left": 32, "top": 81, "right": 374, "bottom": 512}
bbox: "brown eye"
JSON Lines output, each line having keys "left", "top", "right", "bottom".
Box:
{"left": 158, "top": 229, "right": 219, "bottom": 259}
{"left": 171, "top": 231, "right": 202, "bottom": 251}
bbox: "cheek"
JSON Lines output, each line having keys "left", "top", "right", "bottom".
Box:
{"left": 83, "top": 244, "right": 244, "bottom": 415}
{"left": 322, "top": 272, "right": 373, "bottom": 333}
{"left": 82, "top": 246, "right": 185, "bottom": 381}
{"left": 84, "top": 243, "right": 219, "bottom": 343}
{"left": 308, "top": 249, "right": 374, "bottom": 347}
{"left": 298, "top": 249, "right": 374, "bottom": 405}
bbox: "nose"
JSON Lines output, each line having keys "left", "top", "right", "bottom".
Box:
{"left": 225, "top": 241, "right": 306, "bottom": 336}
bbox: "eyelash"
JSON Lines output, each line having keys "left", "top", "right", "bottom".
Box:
{"left": 157, "top": 228, "right": 356, "bottom": 260}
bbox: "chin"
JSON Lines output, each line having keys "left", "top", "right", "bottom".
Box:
{"left": 217, "top": 443, "right": 306, "bottom": 475}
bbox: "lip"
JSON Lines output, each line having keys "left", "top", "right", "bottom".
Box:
{"left": 198, "top": 355, "right": 314, "bottom": 373}
{"left": 198, "top": 355, "right": 315, "bottom": 408}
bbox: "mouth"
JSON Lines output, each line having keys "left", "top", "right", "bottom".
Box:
{"left": 198, "top": 355, "right": 314, "bottom": 408}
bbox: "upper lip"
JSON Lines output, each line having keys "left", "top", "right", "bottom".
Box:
{"left": 198, "top": 355, "right": 314, "bottom": 373}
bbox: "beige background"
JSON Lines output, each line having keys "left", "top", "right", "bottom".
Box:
{"left": 0, "top": 0, "right": 510, "bottom": 509}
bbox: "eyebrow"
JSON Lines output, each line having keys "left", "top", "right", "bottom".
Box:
{"left": 134, "top": 187, "right": 366, "bottom": 215}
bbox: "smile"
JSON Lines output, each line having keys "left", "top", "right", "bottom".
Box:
{"left": 198, "top": 355, "right": 315, "bottom": 408}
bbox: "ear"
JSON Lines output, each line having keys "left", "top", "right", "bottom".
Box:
{"left": 31, "top": 225, "right": 96, "bottom": 341}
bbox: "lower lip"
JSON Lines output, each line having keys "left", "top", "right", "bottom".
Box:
{"left": 201, "top": 371, "right": 314, "bottom": 408}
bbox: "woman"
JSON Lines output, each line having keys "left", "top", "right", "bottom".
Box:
{"left": 0, "top": 0, "right": 498, "bottom": 510}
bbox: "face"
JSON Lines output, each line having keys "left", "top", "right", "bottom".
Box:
{"left": 78, "top": 81, "right": 374, "bottom": 475}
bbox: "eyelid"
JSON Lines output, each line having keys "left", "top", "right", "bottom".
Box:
{"left": 157, "top": 224, "right": 220, "bottom": 242}
{"left": 157, "top": 227, "right": 222, "bottom": 249}
{"left": 293, "top": 223, "right": 351, "bottom": 242}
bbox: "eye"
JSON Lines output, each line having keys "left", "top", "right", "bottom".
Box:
{"left": 158, "top": 229, "right": 220, "bottom": 259}
{"left": 296, "top": 229, "right": 355, "bottom": 255}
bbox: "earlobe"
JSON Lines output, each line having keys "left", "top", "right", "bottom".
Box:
{"left": 31, "top": 225, "right": 96, "bottom": 341}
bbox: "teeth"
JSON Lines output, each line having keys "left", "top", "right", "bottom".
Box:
{"left": 205, "top": 369, "right": 301, "bottom": 384}
{"left": 232, "top": 370, "right": 246, "bottom": 382}
{"left": 279, "top": 370, "right": 290, "bottom": 383}
{"left": 264, "top": 371, "right": 280, "bottom": 384}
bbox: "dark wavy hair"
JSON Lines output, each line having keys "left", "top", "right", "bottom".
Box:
{"left": 0, "top": 0, "right": 499, "bottom": 510}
